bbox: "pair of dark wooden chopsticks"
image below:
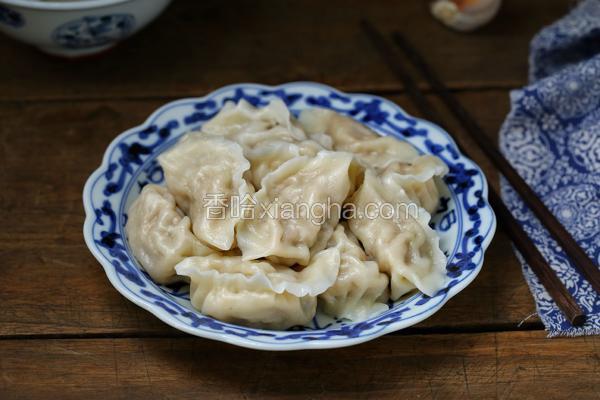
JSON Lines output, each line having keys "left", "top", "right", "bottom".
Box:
{"left": 361, "top": 20, "right": 598, "bottom": 326}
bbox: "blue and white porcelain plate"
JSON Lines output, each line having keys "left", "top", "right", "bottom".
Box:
{"left": 83, "top": 82, "right": 496, "bottom": 350}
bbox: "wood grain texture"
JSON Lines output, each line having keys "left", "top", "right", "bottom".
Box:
{"left": 1, "top": 332, "right": 598, "bottom": 400}
{"left": 1, "top": 2, "right": 592, "bottom": 398}
{"left": 0, "top": 91, "right": 538, "bottom": 337}
{"left": 0, "top": 0, "right": 573, "bottom": 101}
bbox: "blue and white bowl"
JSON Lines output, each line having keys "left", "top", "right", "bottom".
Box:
{"left": 83, "top": 82, "right": 497, "bottom": 350}
{"left": 0, "top": 0, "right": 171, "bottom": 57}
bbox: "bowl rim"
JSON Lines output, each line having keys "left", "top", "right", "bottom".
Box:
{"left": 82, "top": 81, "right": 497, "bottom": 350}
{"left": 0, "top": 0, "right": 134, "bottom": 11}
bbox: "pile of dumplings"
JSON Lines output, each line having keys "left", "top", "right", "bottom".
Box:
{"left": 126, "top": 99, "right": 449, "bottom": 330}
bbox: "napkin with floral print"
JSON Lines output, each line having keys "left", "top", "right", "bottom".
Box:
{"left": 499, "top": 0, "right": 600, "bottom": 336}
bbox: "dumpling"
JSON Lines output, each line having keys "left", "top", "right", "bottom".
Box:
{"left": 244, "top": 141, "right": 302, "bottom": 188}
{"left": 300, "top": 108, "right": 422, "bottom": 170}
{"left": 202, "top": 98, "right": 306, "bottom": 142}
{"left": 236, "top": 151, "right": 354, "bottom": 266}
{"left": 319, "top": 224, "right": 389, "bottom": 321}
{"left": 175, "top": 248, "right": 340, "bottom": 329}
{"left": 343, "top": 136, "right": 419, "bottom": 169}
{"left": 298, "top": 107, "right": 379, "bottom": 148}
{"left": 244, "top": 139, "right": 328, "bottom": 189}
{"left": 299, "top": 107, "right": 447, "bottom": 213}
{"left": 158, "top": 134, "right": 253, "bottom": 250}
{"left": 306, "top": 132, "right": 334, "bottom": 150}
{"left": 125, "top": 184, "right": 213, "bottom": 284}
{"left": 307, "top": 154, "right": 363, "bottom": 256}
{"left": 347, "top": 169, "right": 447, "bottom": 299}
{"left": 380, "top": 157, "right": 448, "bottom": 214}
{"left": 347, "top": 149, "right": 447, "bottom": 214}
{"left": 308, "top": 216, "right": 339, "bottom": 257}
{"left": 200, "top": 99, "right": 335, "bottom": 189}
{"left": 177, "top": 247, "right": 340, "bottom": 298}
{"left": 381, "top": 155, "right": 448, "bottom": 181}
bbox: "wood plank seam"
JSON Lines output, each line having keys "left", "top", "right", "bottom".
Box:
{"left": 0, "top": 86, "right": 525, "bottom": 105}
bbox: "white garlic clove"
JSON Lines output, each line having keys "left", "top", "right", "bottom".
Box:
{"left": 431, "top": 0, "right": 502, "bottom": 32}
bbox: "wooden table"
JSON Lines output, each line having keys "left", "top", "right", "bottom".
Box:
{"left": 1, "top": 1, "right": 598, "bottom": 398}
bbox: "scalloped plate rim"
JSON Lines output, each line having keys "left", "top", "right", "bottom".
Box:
{"left": 83, "top": 81, "right": 497, "bottom": 351}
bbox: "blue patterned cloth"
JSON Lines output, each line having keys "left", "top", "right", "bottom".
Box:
{"left": 499, "top": 0, "right": 600, "bottom": 336}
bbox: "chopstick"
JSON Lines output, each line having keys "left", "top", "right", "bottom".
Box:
{"left": 360, "top": 20, "right": 586, "bottom": 326}
{"left": 391, "top": 31, "right": 600, "bottom": 295}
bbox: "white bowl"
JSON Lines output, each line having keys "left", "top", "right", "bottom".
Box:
{"left": 0, "top": 0, "right": 171, "bottom": 57}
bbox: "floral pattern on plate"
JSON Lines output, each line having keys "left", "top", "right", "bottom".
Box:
{"left": 83, "top": 82, "right": 496, "bottom": 350}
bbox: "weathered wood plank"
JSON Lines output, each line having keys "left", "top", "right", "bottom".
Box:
{"left": 0, "top": 0, "right": 571, "bottom": 101}
{"left": 0, "top": 91, "right": 537, "bottom": 337}
{"left": 0, "top": 332, "right": 598, "bottom": 400}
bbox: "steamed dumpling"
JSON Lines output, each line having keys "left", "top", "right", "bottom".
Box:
{"left": 202, "top": 98, "right": 306, "bottom": 141}
{"left": 244, "top": 139, "right": 329, "bottom": 189}
{"left": 202, "top": 99, "right": 331, "bottom": 189}
{"left": 319, "top": 224, "right": 389, "bottom": 321}
{"left": 299, "top": 107, "right": 448, "bottom": 214}
{"left": 126, "top": 100, "right": 450, "bottom": 330}
{"left": 343, "top": 136, "right": 420, "bottom": 170}
{"left": 380, "top": 157, "right": 448, "bottom": 214}
{"left": 243, "top": 141, "right": 301, "bottom": 188}
{"left": 125, "top": 184, "right": 213, "bottom": 284}
{"left": 348, "top": 169, "right": 447, "bottom": 299}
{"left": 353, "top": 153, "right": 447, "bottom": 214}
{"left": 175, "top": 248, "right": 340, "bottom": 329}
{"left": 299, "top": 107, "right": 379, "bottom": 148}
{"left": 308, "top": 216, "right": 339, "bottom": 258}
{"left": 158, "top": 134, "right": 253, "bottom": 250}
{"left": 236, "top": 151, "right": 354, "bottom": 266}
